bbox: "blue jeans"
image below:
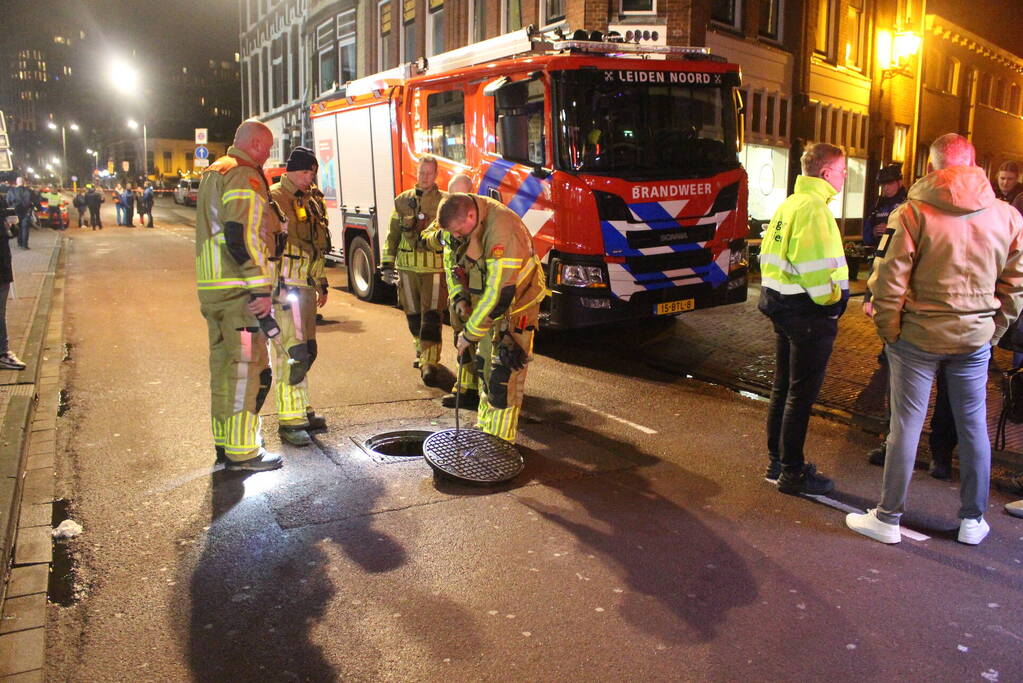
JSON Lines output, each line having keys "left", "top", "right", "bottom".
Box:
{"left": 879, "top": 339, "right": 991, "bottom": 523}
{"left": 115, "top": 204, "right": 126, "bottom": 225}
{"left": 18, "top": 212, "right": 31, "bottom": 248}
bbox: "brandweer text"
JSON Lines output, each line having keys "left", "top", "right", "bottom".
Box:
{"left": 632, "top": 183, "right": 713, "bottom": 200}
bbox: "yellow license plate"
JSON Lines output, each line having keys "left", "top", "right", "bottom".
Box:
{"left": 656, "top": 298, "right": 695, "bottom": 315}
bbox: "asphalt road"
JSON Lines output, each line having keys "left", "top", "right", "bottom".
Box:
{"left": 47, "top": 199, "right": 1023, "bottom": 681}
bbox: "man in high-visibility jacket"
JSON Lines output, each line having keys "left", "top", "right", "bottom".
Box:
{"left": 758, "top": 142, "right": 849, "bottom": 495}
{"left": 269, "top": 146, "right": 331, "bottom": 446}
{"left": 422, "top": 173, "right": 480, "bottom": 410}
{"left": 195, "top": 120, "right": 282, "bottom": 471}
{"left": 439, "top": 193, "right": 547, "bottom": 442}
{"left": 380, "top": 156, "right": 447, "bottom": 386}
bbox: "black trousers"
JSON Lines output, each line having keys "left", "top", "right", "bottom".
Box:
{"left": 87, "top": 206, "right": 101, "bottom": 228}
{"left": 766, "top": 313, "right": 838, "bottom": 476}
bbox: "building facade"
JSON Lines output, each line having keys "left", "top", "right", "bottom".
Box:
{"left": 238, "top": 0, "right": 1023, "bottom": 233}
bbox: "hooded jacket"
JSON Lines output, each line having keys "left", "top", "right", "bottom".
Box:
{"left": 868, "top": 165, "right": 1023, "bottom": 354}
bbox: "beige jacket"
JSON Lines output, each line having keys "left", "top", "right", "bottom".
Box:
{"left": 868, "top": 165, "right": 1023, "bottom": 354}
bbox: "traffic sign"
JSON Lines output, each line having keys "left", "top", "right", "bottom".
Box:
{"left": 195, "top": 128, "right": 208, "bottom": 145}
{"left": 194, "top": 158, "right": 210, "bottom": 168}
{"left": 195, "top": 145, "right": 209, "bottom": 160}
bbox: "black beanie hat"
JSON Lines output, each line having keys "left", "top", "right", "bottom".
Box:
{"left": 286, "top": 146, "right": 318, "bottom": 172}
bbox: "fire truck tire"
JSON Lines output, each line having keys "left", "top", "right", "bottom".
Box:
{"left": 347, "top": 235, "right": 387, "bottom": 302}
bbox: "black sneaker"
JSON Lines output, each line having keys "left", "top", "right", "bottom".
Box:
{"left": 778, "top": 463, "right": 834, "bottom": 496}
{"left": 764, "top": 458, "right": 782, "bottom": 484}
{"left": 929, "top": 459, "right": 952, "bottom": 481}
{"left": 224, "top": 450, "right": 283, "bottom": 472}
{"left": 867, "top": 444, "right": 886, "bottom": 466}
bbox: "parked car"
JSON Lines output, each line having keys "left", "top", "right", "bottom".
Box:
{"left": 174, "top": 178, "right": 200, "bottom": 206}
{"left": 35, "top": 197, "right": 69, "bottom": 228}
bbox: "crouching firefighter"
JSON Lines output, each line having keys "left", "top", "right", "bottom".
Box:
{"left": 380, "top": 156, "right": 447, "bottom": 387}
{"left": 195, "top": 120, "right": 283, "bottom": 471}
{"left": 437, "top": 194, "right": 547, "bottom": 442}
{"left": 269, "top": 146, "right": 331, "bottom": 446}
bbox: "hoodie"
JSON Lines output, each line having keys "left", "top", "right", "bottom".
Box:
{"left": 868, "top": 165, "right": 1023, "bottom": 354}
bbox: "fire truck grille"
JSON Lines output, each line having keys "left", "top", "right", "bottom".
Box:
{"left": 625, "top": 249, "right": 713, "bottom": 275}
{"left": 422, "top": 429, "right": 524, "bottom": 484}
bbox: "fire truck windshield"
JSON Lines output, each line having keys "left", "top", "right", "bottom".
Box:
{"left": 554, "top": 69, "right": 740, "bottom": 179}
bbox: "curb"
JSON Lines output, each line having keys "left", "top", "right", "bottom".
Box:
{"left": 0, "top": 237, "right": 64, "bottom": 679}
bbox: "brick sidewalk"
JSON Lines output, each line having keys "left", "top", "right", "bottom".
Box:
{"left": 642, "top": 280, "right": 1023, "bottom": 466}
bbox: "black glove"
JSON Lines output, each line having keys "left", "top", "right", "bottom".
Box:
{"left": 379, "top": 265, "right": 400, "bottom": 285}
{"left": 497, "top": 332, "right": 527, "bottom": 371}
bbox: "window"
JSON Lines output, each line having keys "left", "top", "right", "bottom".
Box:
{"left": 378, "top": 1, "right": 393, "bottom": 70}
{"left": 542, "top": 0, "right": 566, "bottom": 25}
{"left": 994, "top": 78, "right": 1007, "bottom": 110}
{"left": 338, "top": 10, "right": 356, "bottom": 84}
{"left": 759, "top": 0, "right": 782, "bottom": 40}
{"left": 751, "top": 92, "right": 762, "bottom": 133}
{"left": 1010, "top": 84, "right": 1021, "bottom": 115}
{"left": 503, "top": 0, "right": 522, "bottom": 32}
{"left": 261, "top": 47, "right": 270, "bottom": 113}
{"left": 470, "top": 0, "right": 487, "bottom": 43}
{"left": 291, "top": 26, "right": 300, "bottom": 101}
{"left": 318, "top": 19, "right": 338, "bottom": 94}
{"left": 711, "top": 0, "right": 740, "bottom": 28}
{"left": 621, "top": 0, "right": 656, "bottom": 13}
{"left": 401, "top": 19, "right": 415, "bottom": 62}
{"left": 426, "top": 3, "right": 445, "bottom": 57}
{"left": 814, "top": 0, "right": 837, "bottom": 58}
{"left": 765, "top": 95, "right": 775, "bottom": 136}
{"left": 272, "top": 36, "right": 286, "bottom": 108}
{"left": 163, "top": 151, "right": 172, "bottom": 172}
{"left": 494, "top": 78, "right": 546, "bottom": 165}
{"left": 240, "top": 60, "right": 249, "bottom": 116}
{"left": 942, "top": 56, "right": 960, "bottom": 96}
{"left": 977, "top": 72, "right": 991, "bottom": 105}
{"left": 844, "top": 0, "right": 864, "bottom": 70}
{"left": 892, "top": 123, "right": 908, "bottom": 162}
{"left": 425, "top": 90, "right": 465, "bottom": 162}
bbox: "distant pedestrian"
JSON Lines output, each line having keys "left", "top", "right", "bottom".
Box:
{"left": 847, "top": 134, "right": 1023, "bottom": 546}
{"left": 994, "top": 160, "right": 1022, "bottom": 205}
{"left": 139, "top": 181, "right": 155, "bottom": 227}
{"left": 758, "top": 142, "right": 849, "bottom": 496}
{"left": 4, "top": 177, "right": 34, "bottom": 249}
{"left": 113, "top": 183, "right": 125, "bottom": 225}
{"left": 0, "top": 195, "right": 26, "bottom": 371}
{"left": 84, "top": 185, "right": 104, "bottom": 229}
{"left": 121, "top": 184, "right": 135, "bottom": 227}
{"left": 73, "top": 189, "right": 88, "bottom": 228}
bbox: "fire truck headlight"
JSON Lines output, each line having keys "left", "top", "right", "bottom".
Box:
{"left": 558, "top": 264, "right": 606, "bottom": 288}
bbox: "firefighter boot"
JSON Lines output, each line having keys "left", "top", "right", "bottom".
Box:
{"left": 306, "top": 411, "right": 328, "bottom": 432}
{"left": 279, "top": 425, "right": 312, "bottom": 447}
{"left": 225, "top": 449, "right": 284, "bottom": 472}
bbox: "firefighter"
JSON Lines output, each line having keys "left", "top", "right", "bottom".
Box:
{"left": 269, "top": 146, "right": 331, "bottom": 446}
{"left": 438, "top": 194, "right": 547, "bottom": 442}
{"left": 195, "top": 120, "right": 283, "bottom": 471}
{"left": 380, "top": 156, "right": 447, "bottom": 386}
{"left": 422, "top": 174, "right": 480, "bottom": 409}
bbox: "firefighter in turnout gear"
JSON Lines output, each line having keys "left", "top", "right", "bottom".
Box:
{"left": 380, "top": 156, "right": 447, "bottom": 386}
{"left": 269, "top": 146, "right": 332, "bottom": 446}
{"left": 438, "top": 194, "right": 547, "bottom": 442}
{"left": 195, "top": 120, "right": 283, "bottom": 471}
{"left": 422, "top": 174, "right": 479, "bottom": 409}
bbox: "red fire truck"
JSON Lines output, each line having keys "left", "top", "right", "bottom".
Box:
{"left": 311, "top": 27, "right": 748, "bottom": 329}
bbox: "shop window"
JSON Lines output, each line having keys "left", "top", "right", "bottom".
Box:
{"left": 426, "top": 90, "right": 465, "bottom": 162}
{"left": 494, "top": 78, "right": 546, "bottom": 166}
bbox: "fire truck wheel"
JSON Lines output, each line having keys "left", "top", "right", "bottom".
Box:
{"left": 347, "top": 235, "right": 387, "bottom": 302}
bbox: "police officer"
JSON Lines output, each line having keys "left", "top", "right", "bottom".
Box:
{"left": 438, "top": 194, "right": 547, "bottom": 442}
{"left": 422, "top": 174, "right": 479, "bottom": 409}
{"left": 864, "top": 164, "right": 907, "bottom": 248}
{"left": 380, "top": 156, "right": 447, "bottom": 386}
{"left": 195, "top": 120, "right": 282, "bottom": 471}
{"left": 269, "top": 146, "right": 331, "bottom": 446}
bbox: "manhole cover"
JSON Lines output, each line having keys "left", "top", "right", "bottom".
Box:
{"left": 422, "top": 429, "right": 523, "bottom": 485}
{"left": 361, "top": 430, "right": 432, "bottom": 462}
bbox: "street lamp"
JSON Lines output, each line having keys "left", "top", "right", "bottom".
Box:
{"left": 127, "top": 118, "right": 148, "bottom": 182}
{"left": 46, "top": 120, "right": 78, "bottom": 187}
{"left": 85, "top": 148, "right": 100, "bottom": 174}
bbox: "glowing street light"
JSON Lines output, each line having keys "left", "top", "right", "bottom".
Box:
{"left": 52, "top": 157, "right": 61, "bottom": 165}
{"left": 26, "top": 167, "right": 34, "bottom": 174}
{"left": 107, "top": 58, "right": 140, "bottom": 95}
{"left": 46, "top": 120, "right": 80, "bottom": 187}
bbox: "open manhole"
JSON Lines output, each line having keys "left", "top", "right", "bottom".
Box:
{"left": 359, "top": 430, "right": 434, "bottom": 463}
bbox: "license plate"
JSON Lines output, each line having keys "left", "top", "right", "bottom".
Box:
{"left": 656, "top": 298, "right": 695, "bottom": 315}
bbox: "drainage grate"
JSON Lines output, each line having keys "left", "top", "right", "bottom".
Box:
{"left": 423, "top": 429, "right": 523, "bottom": 485}
{"left": 356, "top": 430, "right": 433, "bottom": 464}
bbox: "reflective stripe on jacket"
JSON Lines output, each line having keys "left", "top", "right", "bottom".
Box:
{"left": 270, "top": 175, "right": 329, "bottom": 289}
{"left": 758, "top": 175, "right": 849, "bottom": 317}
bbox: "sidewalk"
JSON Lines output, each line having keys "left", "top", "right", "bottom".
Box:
{"left": 642, "top": 278, "right": 1023, "bottom": 468}
{"left": 0, "top": 227, "right": 65, "bottom": 679}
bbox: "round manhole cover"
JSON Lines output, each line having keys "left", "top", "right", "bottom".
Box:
{"left": 364, "top": 430, "right": 433, "bottom": 458}
{"left": 422, "top": 429, "right": 523, "bottom": 484}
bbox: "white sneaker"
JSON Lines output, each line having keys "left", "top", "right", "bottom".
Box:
{"left": 1006, "top": 500, "right": 1023, "bottom": 519}
{"left": 957, "top": 517, "right": 990, "bottom": 545}
{"left": 846, "top": 509, "right": 901, "bottom": 544}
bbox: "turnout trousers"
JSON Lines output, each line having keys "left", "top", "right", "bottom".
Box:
{"left": 201, "top": 300, "right": 272, "bottom": 461}
{"left": 397, "top": 270, "right": 446, "bottom": 370}
{"left": 273, "top": 286, "right": 317, "bottom": 427}
{"left": 450, "top": 301, "right": 479, "bottom": 393}
{"left": 475, "top": 302, "right": 540, "bottom": 442}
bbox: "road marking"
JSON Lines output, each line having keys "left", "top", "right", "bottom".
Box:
{"left": 566, "top": 400, "right": 658, "bottom": 435}
{"left": 805, "top": 494, "right": 931, "bottom": 541}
